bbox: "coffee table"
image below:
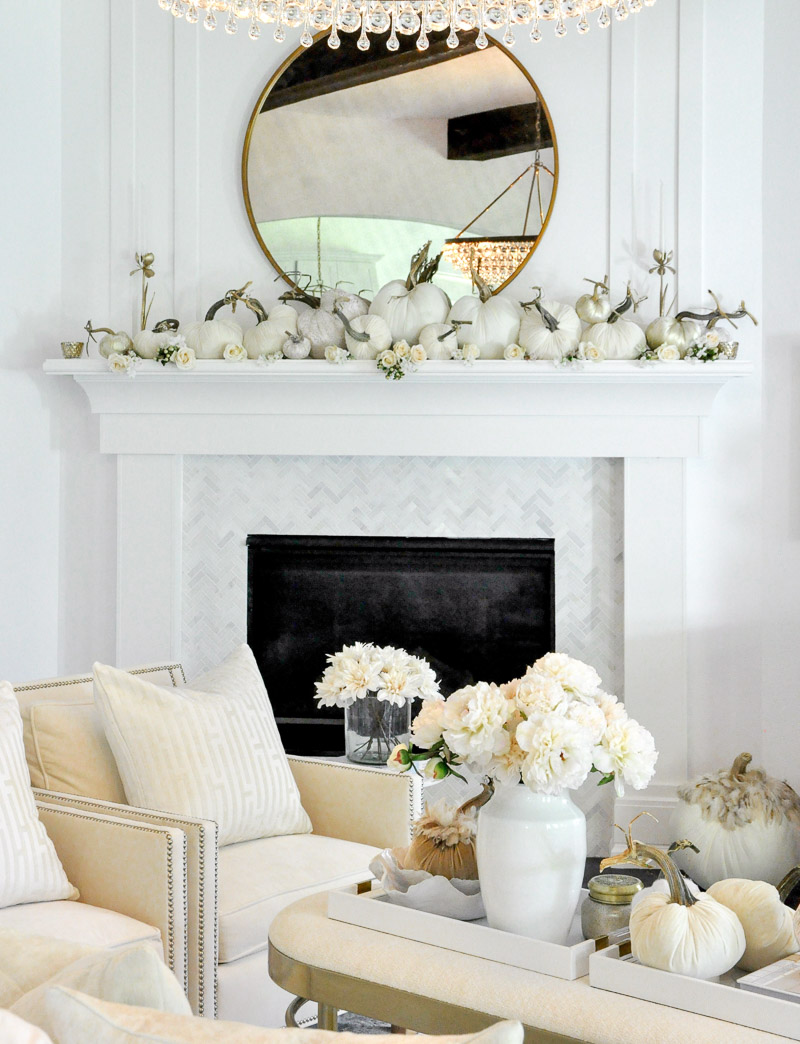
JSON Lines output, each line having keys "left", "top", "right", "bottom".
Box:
{"left": 268, "top": 892, "right": 788, "bottom": 1044}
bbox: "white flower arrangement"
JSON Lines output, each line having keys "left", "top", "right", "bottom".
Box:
{"left": 324, "top": 345, "right": 350, "bottom": 365}
{"left": 388, "top": 652, "right": 657, "bottom": 797}
{"left": 154, "top": 334, "right": 191, "bottom": 367}
{"left": 315, "top": 642, "right": 441, "bottom": 709}
{"left": 451, "top": 344, "right": 480, "bottom": 365}
{"left": 377, "top": 341, "right": 427, "bottom": 380}
{"left": 257, "top": 349, "right": 284, "bottom": 365}
{"left": 106, "top": 350, "right": 140, "bottom": 377}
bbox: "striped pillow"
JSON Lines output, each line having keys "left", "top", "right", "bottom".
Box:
{"left": 0, "top": 682, "right": 77, "bottom": 909}
{"left": 93, "top": 646, "right": 311, "bottom": 846}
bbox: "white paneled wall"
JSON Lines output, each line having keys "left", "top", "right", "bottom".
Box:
{"left": 2, "top": 2, "right": 792, "bottom": 795}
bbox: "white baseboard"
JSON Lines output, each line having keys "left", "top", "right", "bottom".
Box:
{"left": 612, "top": 786, "right": 678, "bottom": 851}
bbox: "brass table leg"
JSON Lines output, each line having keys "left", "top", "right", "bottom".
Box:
{"left": 318, "top": 1002, "right": 339, "bottom": 1031}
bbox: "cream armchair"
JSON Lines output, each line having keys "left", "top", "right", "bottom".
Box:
{"left": 16, "top": 665, "right": 422, "bottom": 1028}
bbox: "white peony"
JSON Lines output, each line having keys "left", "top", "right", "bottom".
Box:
{"left": 174, "top": 346, "right": 197, "bottom": 371}
{"left": 223, "top": 342, "right": 248, "bottom": 362}
{"left": 593, "top": 690, "right": 628, "bottom": 726}
{"left": 593, "top": 716, "right": 658, "bottom": 795}
{"left": 441, "top": 682, "right": 511, "bottom": 769}
{"left": 386, "top": 743, "right": 411, "bottom": 773}
{"left": 566, "top": 699, "right": 607, "bottom": 745}
{"left": 504, "top": 343, "right": 525, "bottom": 361}
{"left": 410, "top": 344, "right": 427, "bottom": 365}
{"left": 578, "top": 341, "right": 606, "bottom": 362}
{"left": 513, "top": 673, "right": 570, "bottom": 718}
{"left": 657, "top": 344, "right": 681, "bottom": 362}
{"left": 490, "top": 738, "right": 526, "bottom": 787}
{"left": 412, "top": 699, "right": 446, "bottom": 747}
{"left": 529, "top": 653, "right": 602, "bottom": 698}
{"left": 517, "top": 713, "right": 594, "bottom": 794}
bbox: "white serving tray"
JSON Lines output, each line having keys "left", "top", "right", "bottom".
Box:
{"left": 590, "top": 944, "right": 800, "bottom": 1041}
{"left": 328, "top": 887, "right": 604, "bottom": 980}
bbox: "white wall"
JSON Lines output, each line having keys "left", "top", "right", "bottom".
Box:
{"left": 1, "top": 1, "right": 796, "bottom": 795}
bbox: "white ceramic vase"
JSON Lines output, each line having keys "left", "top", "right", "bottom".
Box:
{"left": 475, "top": 785, "right": 586, "bottom": 943}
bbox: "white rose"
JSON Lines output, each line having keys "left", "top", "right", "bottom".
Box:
{"left": 462, "top": 344, "right": 481, "bottom": 362}
{"left": 657, "top": 344, "right": 681, "bottom": 362}
{"left": 380, "top": 350, "right": 398, "bottom": 368}
{"left": 324, "top": 345, "right": 348, "bottom": 364}
{"left": 174, "top": 346, "right": 197, "bottom": 371}
{"left": 107, "top": 352, "right": 132, "bottom": 374}
{"left": 592, "top": 717, "right": 658, "bottom": 796}
{"left": 410, "top": 344, "right": 427, "bottom": 365}
{"left": 412, "top": 700, "right": 446, "bottom": 747}
{"left": 529, "top": 653, "right": 601, "bottom": 698}
{"left": 441, "top": 681, "right": 511, "bottom": 770}
{"left": 393, "top": 340, "right": 411, "bottom": 360}
{"left": 517, "top": 713, "right": 594, "bottom": 794}
{"left": 504, "top": 343, "right": 525, "bottom": 361}
{"left": 223, "top": 342, "right": 247, "bottom": 362}
{"left": 578, "top": 341, "right": 606, "bottom": 362}
{"left": 702, "top": 328, "right": 724, "bottom": 348}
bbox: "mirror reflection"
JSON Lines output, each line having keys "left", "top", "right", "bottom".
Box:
{"left": 243, "top": 31, "right": 557, "bottom": 298}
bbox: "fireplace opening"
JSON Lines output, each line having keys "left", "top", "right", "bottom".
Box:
{"left": 247, "top": 535, "right": 555, "bottom": 756}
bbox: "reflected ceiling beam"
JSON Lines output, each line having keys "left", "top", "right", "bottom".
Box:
{"left": 447, "top": 102, "right": 553, "bottom": 161}
{"left": 261, "top": 30, "right": 478, "bottom": 112}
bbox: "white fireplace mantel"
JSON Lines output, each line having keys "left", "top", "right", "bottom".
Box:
{"left": 47, "top": 358, "right": 752, "bottom": 843}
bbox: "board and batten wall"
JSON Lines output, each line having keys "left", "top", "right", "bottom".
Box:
{"left": 1, "top": 0, "right": 795, "bottom": 790}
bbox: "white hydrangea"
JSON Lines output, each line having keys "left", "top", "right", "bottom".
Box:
{"left": 593, "top": 717, "right": 658, "bottom": 795}
{"left": 517, "top": 713, "right": 594, "bottom": 794}
{"left": 441, "top": 682, "right": 511, "bottom": 769}
{"left": 529, "top": 652, "right": 602, "bottom": 698}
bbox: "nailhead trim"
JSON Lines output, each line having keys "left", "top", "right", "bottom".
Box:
{"left": 14, "top": 664, "right": 185, "bottom": 693}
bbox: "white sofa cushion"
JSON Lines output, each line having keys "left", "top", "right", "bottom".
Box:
{"left": 47, "top": 988, "right": 524, "bottom": 1044}
{"left": 0, "top": 901, "right": 163, "bottom": 958}
{"left": 93, "top": 645, "right": 311, "bottom": 846}
{"left": 0, "top": 681, "right": 78, "bottom": 909}
{"left": 0, "top": 1011, "right": 53, "bottom": 1044}
{"left": 218, "top": 833, "right": 376, "bottom": 964}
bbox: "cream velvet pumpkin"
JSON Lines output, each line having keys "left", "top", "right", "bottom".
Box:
{"left": 448, "top": 274, "right": 520, "bottom": 360}
{"left": 343, "top": 314, "right": 392, "bottom": 359}
{"left": 98, "top": 331, "right": 133, "bottom": 359}
{"left": 518, "top": 297, "right": 582, "bottom": 361}
{"left": 418, "top": 323, "right": 459, "bottom": 360}
{"left": 631, "top": 891, "right": 745, "bottom": 979}
{"left": 645, "top": 315, "right": 701, "bottom": 354}
{"left": 132, "top": 330, "right": 170, "bottom": 360}
{"left": 183, "top": 317, "right": 243, "bottom": 360}
{"left": 707, "top": 877, "right": 800, "bottom": 971}
{"left": 582, "top": 317, "right": 644, "bottom": 359}
{"left": 575, "top": 278, "right": 612, "bottom": 324}
{"left": 370, "top": 280, "right": 450, "bottom": 344}
{"left": 243, "top": 320, "right": 290, "bottom": 359}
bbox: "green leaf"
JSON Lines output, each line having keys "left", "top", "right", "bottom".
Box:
{"left": 597, "top": 773, "right": 615, "bottom": 787}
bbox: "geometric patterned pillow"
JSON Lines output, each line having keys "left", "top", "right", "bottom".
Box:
{"left": 0, "top": 682, "right": 77, "bottom": 910}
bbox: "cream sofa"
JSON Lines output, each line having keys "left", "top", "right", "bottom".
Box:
{"left": 14, "top": 664, "right": 422, "bottom": 1028}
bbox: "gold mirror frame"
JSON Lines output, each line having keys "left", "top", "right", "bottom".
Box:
{"left": 241, "top": 31, "right": 558, "bottom": 297}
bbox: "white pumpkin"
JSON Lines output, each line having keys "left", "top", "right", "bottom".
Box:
{"left": 98, "top": 331, "right": 133, "bottom": 359}
{"left": 320, "top": 289, "right": 370, "bottom": 321}
{"left": 266, "top": 303, "right": 299, "bottom": 333}
{"left": 708, "top": 876, "right": 800, "bottom": 971}
{"left": 582, "top": 289, "right": 645, "bottom": 360}
{"left": 298, "top": 308, "right": 346, "bottom": 357}
{"left": 670, "top": 753, "right": 800, "bottom": 888}
{"left": 369, "top": 243, "right": 450, "bottom": 343}
{"left": 243, "top": 320, "right": 290, "bottom": 359}
{"left": 645, "top": 315, "right": 701, "bottom": 354}
{"left": 418, "top": 323, "right": 459, "bottom": 360}
{"left": 342, "top": 314, "right": 392, "bottom": 360}
{"left": 282, "top": 333, "right": 311, "bottom": 360}
{"left": 518, "top": 293, "right": 582, "bottom": 361}
{"left": 603, "top": 836, "right": 745, "bottom": 980}
{"left": 448, "top": 273, "right": 520, "bottom": 359}
{"left": 184, "top": 317, "right": 243, "bottom": 359}
{"left": 576, "top": 277, "right": 612, "bottom": 325}
{"left": 133, "top": 320, "right": 180, "bottom": 360}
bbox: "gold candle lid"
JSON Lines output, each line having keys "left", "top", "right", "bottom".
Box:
{"left": 588, "top": 874, "right": 643, "bottom": 905}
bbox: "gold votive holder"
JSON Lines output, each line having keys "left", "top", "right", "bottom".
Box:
{"left": 720, "top": 341, "right": 739, "bottom": 359}
{"left": 61, "top": 341, "right": 85, "bottom": 359}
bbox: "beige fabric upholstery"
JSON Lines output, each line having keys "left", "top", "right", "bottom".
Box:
{"left": 218, "top": 834, "right": 375, "bottom": 964}
{"left": 47, "top": 987, "right": 523, "bottom": 1044}
{"left": 11, "top": 943, "right": 191, "bottom": 1040}
{"left": 0, "top": 1011, "right": 53, "bottom": 1044}
{"left": 216, "top": 946, "right": 282, "bottom": 1027}
{"left": 35, "top": 802, "right": 188, "bottom": 995}
{"left": 0, "top": 903, "right": 162, "bottom": 959}
{"left": 36, "top": 790, "right": 217, "bottom": 1020}
{"left": 29, "top": 701, "right": 127, "bottom": 802}
{"left": 288, "top": 757, "right": 422, "bottom": 849}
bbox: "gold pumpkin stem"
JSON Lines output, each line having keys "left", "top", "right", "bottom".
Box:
{"left": 777, "top": 865, "right": 800, "bottom": 904}
{"left": 731, "top": 752, "right": 753, "bottom": 779}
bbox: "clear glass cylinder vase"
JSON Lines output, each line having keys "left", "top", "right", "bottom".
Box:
{"left": 344, "top": 696, "right": 411, "bottom": 765}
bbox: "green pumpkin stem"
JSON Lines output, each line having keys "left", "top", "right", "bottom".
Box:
{"left": 333, "top": 307, "right": 370, "bottom": 343}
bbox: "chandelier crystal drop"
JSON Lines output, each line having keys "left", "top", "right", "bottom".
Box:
{"left": 159, "top": 0, "right": 656, "bottom": 51}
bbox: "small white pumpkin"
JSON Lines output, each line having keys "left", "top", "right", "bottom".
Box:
{"left": 341, "top": 313, "right": 392, "bottom": 360}
{"left": 418, "top": 323, "right": 459, "bottom": 360}
{"left": 670, "top": 753, "right": 800, "bottom": 888}
{"left": 133, "top": 319, "right": 180, "bottom": 360}
{"left": 575, "top": 276, "right": 612, "bottom": 325}
{"left": 243, "top": 319, "right": 290, "bottom": 360}
{"left": 298, "top": 308, "right": 346, "bottom": 356}
{"left": 265, "top": 303, "right": 299, "bottom": 333}
{"left": 281, "top": 333, "right": 311, "bottom": 360}
{"left": 518, "top": 291, "right": 582, "bottom": 362}
{"left": 708, "top": 874, "right": 800, "bottom": 971}
{"left": 369, "top": 242, "right": 450, "bottom": 343}
{"left": 320, "top": 289, "right": 370, "bottom": 321}
{"left": 447, "top": 272, "right": 521, "bottom": 360}
{"left": 645, "top": 315, "right": 701, "bottom": 354}
{"left": 98, "top": 331, "right": 134, "bottom": 359}
{"left": 582, "top": 288, "right": 645, "bottom": 360}
{"left": 603, "top": 835, "right": 745, "bottom": 980}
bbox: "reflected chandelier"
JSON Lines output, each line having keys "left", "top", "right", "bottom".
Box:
{"left": 158, "top": 0, "right": 657, "bottom": 51}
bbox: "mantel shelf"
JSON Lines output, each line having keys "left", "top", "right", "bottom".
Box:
{"left": 45, "top": 358, "right": 753, "bottom": 458}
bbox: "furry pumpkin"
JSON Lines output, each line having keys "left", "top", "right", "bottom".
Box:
{"left": 403, "top": 786, "right": 493, "bottom": 881}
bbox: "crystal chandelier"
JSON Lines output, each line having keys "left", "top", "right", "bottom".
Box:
{"left": 158, "top": 0, "right": 656, "bottom": 52}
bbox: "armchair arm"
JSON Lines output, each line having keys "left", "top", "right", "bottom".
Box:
{"left": 35, "top": 790, "right": 217, "bottom": 1019}
{"left": 35, "top": 802, "right": 187, "bottom": 995}
{"left": 287, "top": 757, "right": 423, "bottom": 849}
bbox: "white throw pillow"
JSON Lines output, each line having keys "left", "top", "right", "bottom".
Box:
{"left": 0, "top": 1011, "right": 53, "bottom": 1044}
{"left": 46, "top": 988, "right": 524, "bottom": 1044}
{"left": 93, "top": 645, "right": 311, "bottom": 845}
{"left": 0, "top": 681, "right": 77, "bottom": 909}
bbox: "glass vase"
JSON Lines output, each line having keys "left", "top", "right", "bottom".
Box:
{"left": 344, "top": 696, "right": 411, "bottom": 765}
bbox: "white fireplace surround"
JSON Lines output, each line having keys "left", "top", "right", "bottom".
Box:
{"left": 47, "top": 357, "right": 752, "bottom": 842}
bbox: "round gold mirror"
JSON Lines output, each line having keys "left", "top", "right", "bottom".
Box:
{"left": 242, "top": 31, "right": 558, "bottom": 299}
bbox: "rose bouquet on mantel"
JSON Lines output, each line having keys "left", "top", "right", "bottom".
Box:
{"left": 315, "top": 642, "right": 440, "bottom": 765}
{"left": 387, "top": 652, "right": 659, "bottom": 943}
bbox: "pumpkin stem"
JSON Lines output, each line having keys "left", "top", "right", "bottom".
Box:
{"left": 603, "top": 840, "right": 697, "bottom": 908}
{"left": 457, "top": 780, "right": 495, "bottom": 816}
{"left": 777, "top": 865, "right": 800, "bottom": 905}
{"left": 437, "top": 325, "right": 459, "bottom": 342}
{"left": 469, "top": 267, "right": 495, "bottom": 303}
{"left": 582, "top": 274, "right": 610, "bottom": 300}
{"left": 675, "top": 290, "right": 758, "bottom": 330}
{"left": 333, "top": 307, "right": 370, "bottom": 343}
{"left": 406, "top": 242, "right": 442, "bottom": 290}
{"left": 607, "top": 285, "right": 635, "bottom": 325}
{"left": 521, "top": 287, "right": 559, "bottom": 332}
{"left": 153, "top": 318, "right": 180, "bottom": 333}
{"left": 731, "top": 752, "right": 753, "bottom": 779}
